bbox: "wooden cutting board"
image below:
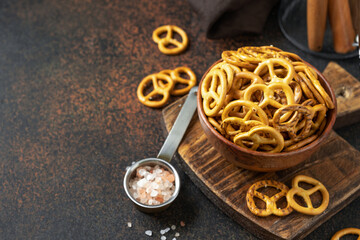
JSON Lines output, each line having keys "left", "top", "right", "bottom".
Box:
{"left": 162, "top": 62, "right": 360, "bottom": 240}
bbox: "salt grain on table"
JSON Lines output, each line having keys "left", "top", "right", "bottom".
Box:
{"left": 145, "top": 230, "right": 152, "bottom": 236}
{"left": 128, "top": 165, "right": 175, "bottom": 205}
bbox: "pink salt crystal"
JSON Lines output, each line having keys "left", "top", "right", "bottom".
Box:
{"left": 180, "top": 221, "right": 185, "bottom": 227}
{"left": 166, "top": 174, "right": 175, "bottom": 182}
{"left": 155, "top": 195, "right": 164, "bottom": 203}
{"left": 150, "top": 190, "right": 158, "bottom": 197}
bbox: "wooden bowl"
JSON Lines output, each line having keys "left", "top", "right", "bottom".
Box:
{"left": 197, "top": 60, "right": 337, "bottom": 172}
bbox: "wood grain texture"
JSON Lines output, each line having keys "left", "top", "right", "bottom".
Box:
{"left": 162, "top": 63, "right": 360, "bottom": 240}
{"left": 323, "top": 61, "right": 360, "bottom": 129}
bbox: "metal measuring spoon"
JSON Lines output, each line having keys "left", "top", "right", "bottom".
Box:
{"left": 123, "top": 86, "right": 198, "bottom": 213}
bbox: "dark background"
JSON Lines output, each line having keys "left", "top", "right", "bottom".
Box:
{"left": 0, "top": 0, "right": 359, "bottom": 239}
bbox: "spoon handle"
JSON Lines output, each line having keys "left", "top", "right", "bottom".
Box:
{"left": 157, "top": 86, "right": 198, "bottom": 162}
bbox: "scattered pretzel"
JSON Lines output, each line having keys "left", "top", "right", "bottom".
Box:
{"left": 246, "top": 180, "right": 293, "bottom": 217}
{"left": 137, "top": 73, "right": 174, "bottom": 108}
{"left": 138, "top": 67, "right": 196, "bottom": 108}
{"left": 286, "top": 175, "right": 329, "bottom": 215}
{"left": 152, "top": 25, "right": 188, "bottom": 55}
{"left": 331, "top": 228, "right": 360, "bottom": 240}
{"left": 169, "top": 66, "right": 196, "bottom": 95}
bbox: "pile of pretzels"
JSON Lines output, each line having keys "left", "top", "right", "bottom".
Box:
{"left": 200, "top": 46, "right": 335, "bottom": 153}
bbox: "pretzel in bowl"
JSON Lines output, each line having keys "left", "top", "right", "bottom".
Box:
{"left": 233, "top": 125, "right": 285, "bottom": 153}
{"left": 230, "top": 71, "right": 264, "bottom": 100}
{"left": 221, "top": 117, "right": 264, "bottom": 136}
{"left": 243, "top": 82, "right": 295, "bottom": 110}
{"left": 152, "top": 25, "right": 188, "bottom": 55}
{"left": 201, "top": 46, "right": 334, "bottom": 153}
{"left": 331, "top": 228, "right": 360, "bottom": 240}
{"left": 254, "top": 58, "right": 295, "bottom": 84}
{"left": 201, "top": 69, "right": 228, "bottom": 117}
{"left": 221, "top": 50, "right": 257, "bottom": 70}
{"left": 272, "top": 104, "right": 313, "bottom": 142}
{"left": 246, "top": 179, "right": 293, "bottom": 217}
{"left": 286, "top": 175, "right": 329, "bottom": 215}
{"left": 221, "top": 100, "right": 269, "bottom": 125}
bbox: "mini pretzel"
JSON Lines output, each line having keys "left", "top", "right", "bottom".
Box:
{"left": 284, "top": 118, "right": 326, "bottom": 151}
{"left": 231, "top": 72, "right": 264, "bottom": 99}
{"left": 208, "top": 117, "right": 226, "bottom": 135}
{"left": 237, "top": 47, "right": 278, "bottom": 64}
{"left": 221, "top": 50, "right": 257, "bottom": 70}
{"left": 298, "top": 72, "right": 326, "bottom": 106}
{"left": 169, "top": 67, "right": 196, "bottom": 95}
{"left": 293, "top": 61, "right": 318, "bottom": 79}
{"left": 237, "top": 46, "right": 300, "bottom": 64}
{"left": 254, "top": 58, "right": 295, "bottom": 84}
{"left": 331, "top": 228, "right": 360, "bottom": 240}
{"left": 221, "top": 117, "right": 264, "bottom": 136}
{"left": 246, "top": 180, "right": 293, "bottom": 217}
{"left": 303, "top": 67, "right": 335, "bottom": 109}
{"left": 272, "top": 104, "right": 313, "bottom": 142}
{"left": 152, "top": 25, "right": 188, "bottom": 55}
{"left": 158, "top": 67, "right": 197, "bottom": 96}
{"left": 286, "top": 175, "right": 329, "bottom": 215}
{"left": 137, "top": 73, "right": 174, "bottom": 108}
{"left": 221, "top": 100, "right": 269, "bottom": 125}
{"left": 289, "top": 81, "right": 302, "bottom": 104}
{"left": 201, "top": 69, "right": 228, "bottom": 117}
{"left": 243, "top": 82, "right": 295, "bottom": 110}
{"left": 296, "top": 73, "right": 316, "bottom": 101}
{"left": 233, "top": 125, "right": 284, "bottom": 153}
{"left": 210, "top": 62, "right": 240, "bottom": 93}
{"left": 295, "top": 104, "right": 327, "bottom": 132}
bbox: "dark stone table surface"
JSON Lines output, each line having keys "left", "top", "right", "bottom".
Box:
{"left": 0, "top": 0, "right": 359, "bottom": 239}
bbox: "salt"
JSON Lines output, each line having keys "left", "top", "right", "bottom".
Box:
{"left": 171, "top": 225, "right": 176, "bottom": 230}
{"left": 150, "top": 190, "right": 158, "bottom": 197}
{"left": 161, "top": 236, "right": 166, "bottom": 240}
{"left": 138, "top": 168, "right": 146, "bottom": 176}
{"left": 175, "top": 232, "right": 180, "bottom": 237}
{"left": 146, "top": 173, "right": 155, "bottom": 181}
{"left": 145, "top": 230, "right": 152, "bottom": 236}
{"left": 128, "top": 164, "right": 176, "bottom": 206}
{"left": 137, "top": 178, "right": 147, "bottom": 187}
{"left": 127, "top": 222, "right": 132, "bottom": 228}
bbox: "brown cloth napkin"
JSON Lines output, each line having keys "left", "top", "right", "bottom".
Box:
{"left": 187, "top": 0, "right": 279, "bottom": 39}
